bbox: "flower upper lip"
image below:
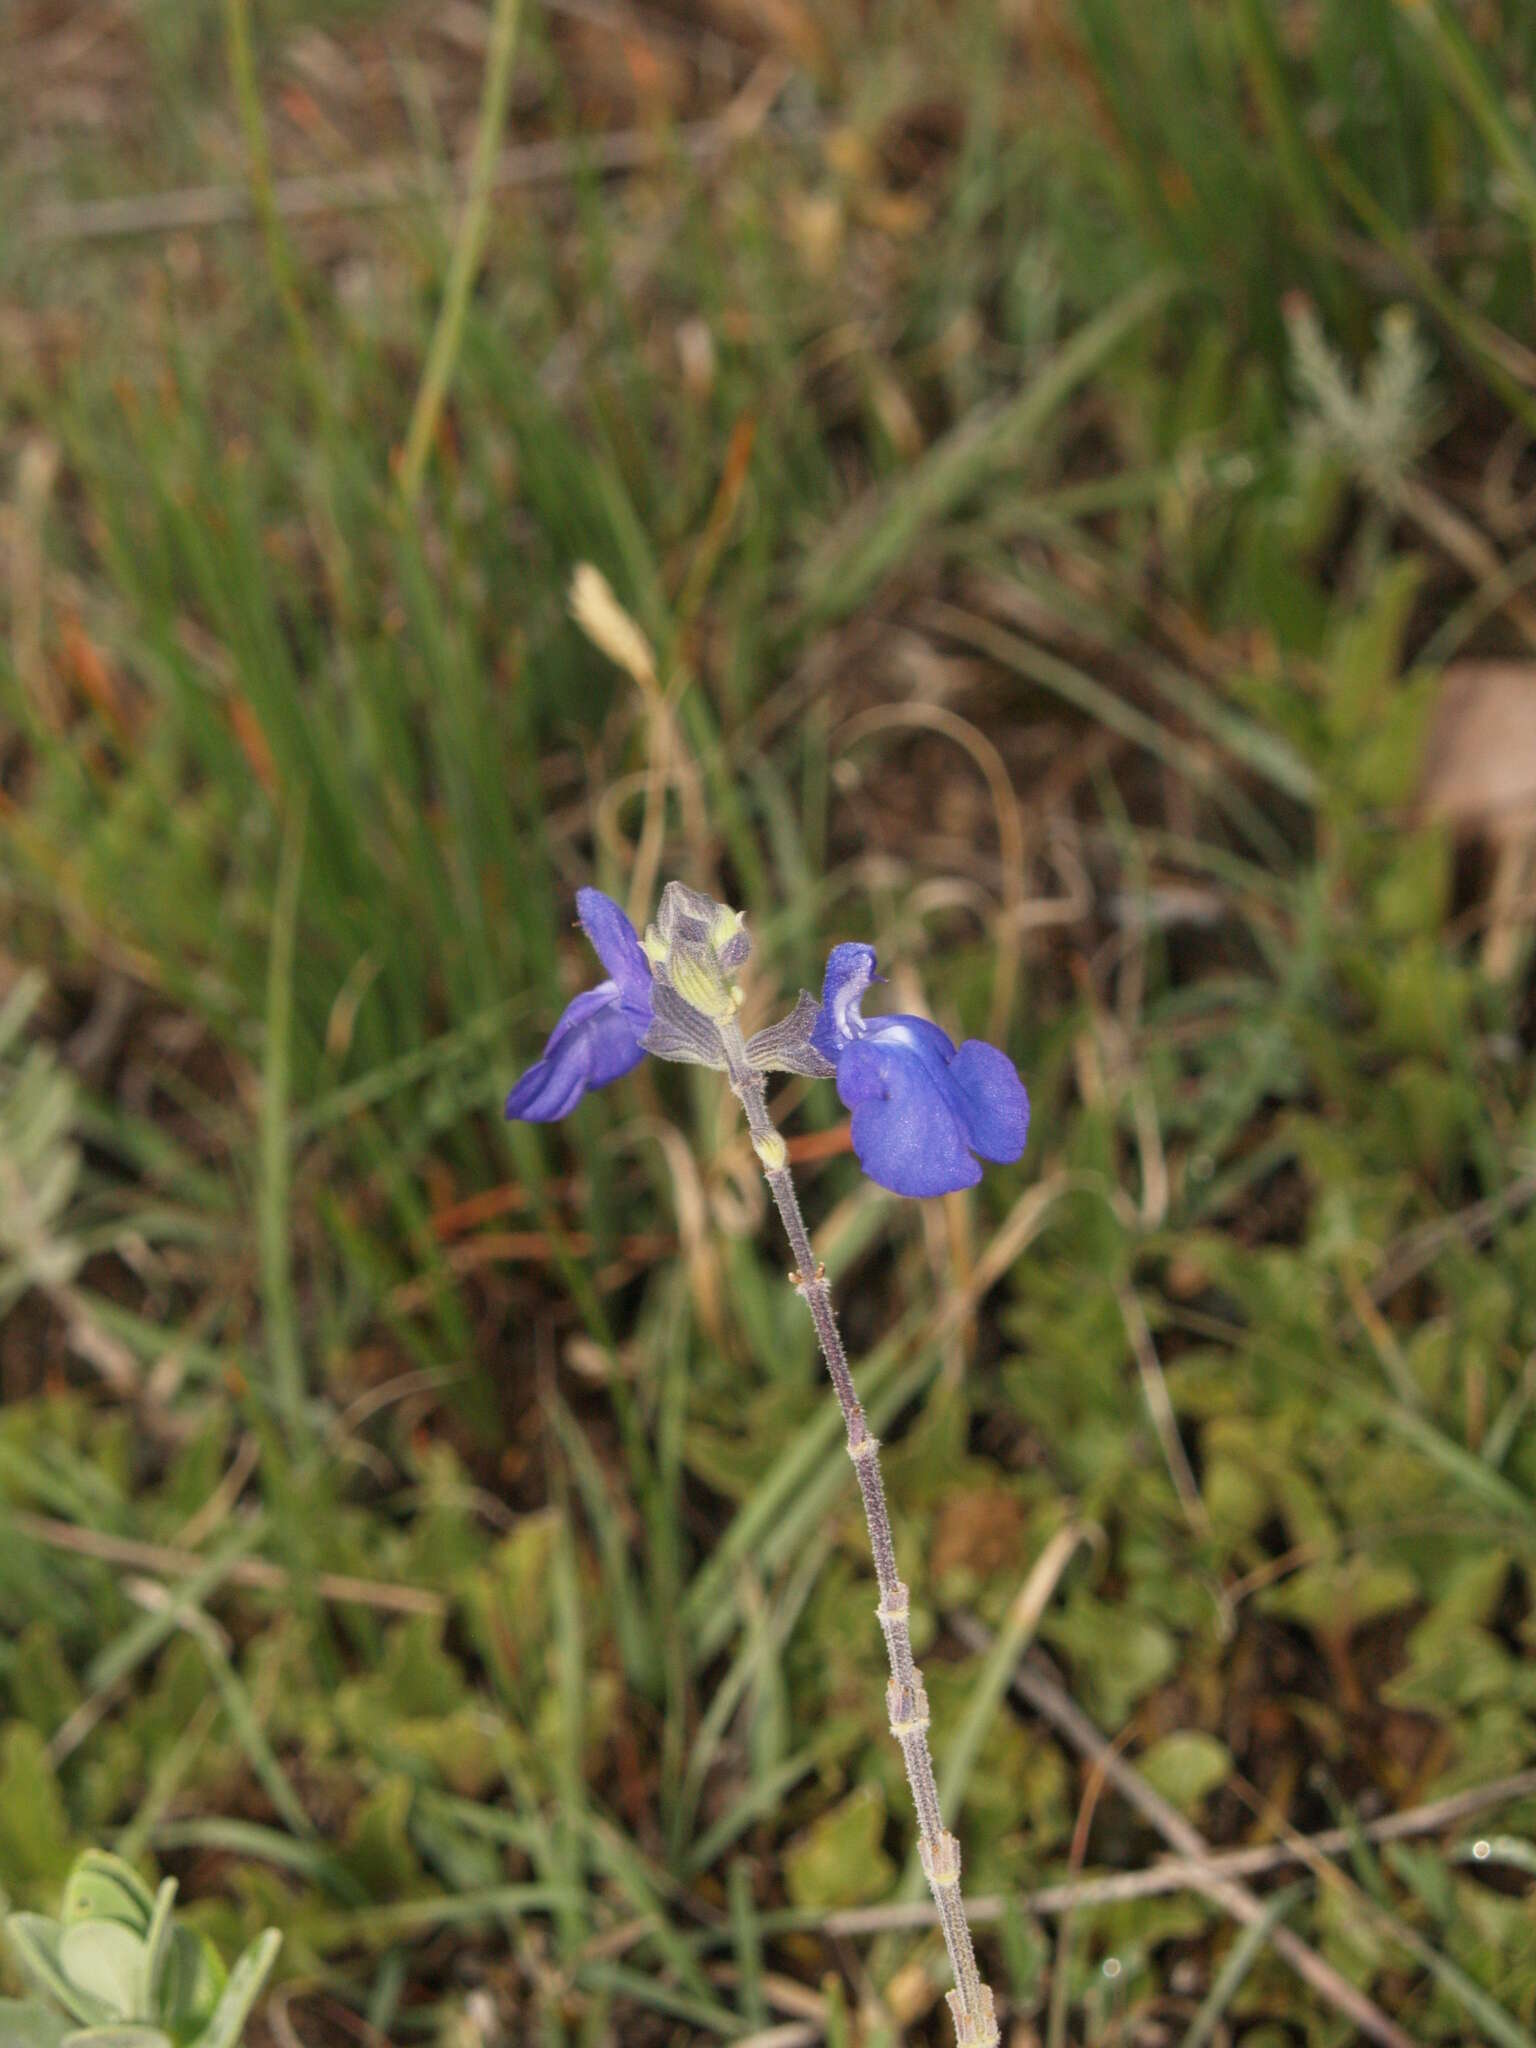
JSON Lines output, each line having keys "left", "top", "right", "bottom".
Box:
{"left": 811, "top": 942, "right": 881, "bottom": 1060}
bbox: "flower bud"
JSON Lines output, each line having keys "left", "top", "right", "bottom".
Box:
{"left": 642, "top": 881, "right": 751, "bottom": 1022}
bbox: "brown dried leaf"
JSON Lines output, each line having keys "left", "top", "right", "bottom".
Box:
{"left": 1419, "top": 661, "right": 1536, "bottom": 841}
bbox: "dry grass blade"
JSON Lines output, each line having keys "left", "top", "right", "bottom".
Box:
{"left": 820, "top": 1768, "right": 1536, "bottom": 1931}
{"left": 836, "top": 702, "right": 1028, "bottom": 1044}
{"left": 10, "top": 1509, "right": 446, "bottom": 1617}
{"left": 1368, "top": 1163, "right": 1536, "bottom": 1307}
{"left": 24, "top": 74, "right": 789, "bottom": 245}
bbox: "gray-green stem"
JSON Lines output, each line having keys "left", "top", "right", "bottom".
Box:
{"left": 718, "top": 1016, "right": 998, "bottom": 2048}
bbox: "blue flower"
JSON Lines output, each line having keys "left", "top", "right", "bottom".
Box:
{"left": 811, "top": 942, "right": 1029, "bottom": 1197}
{"left": 505, "top": 889, "right": 654, "bottom": 1122}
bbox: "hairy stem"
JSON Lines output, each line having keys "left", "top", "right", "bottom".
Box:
{"left": 719, "top": 1018, "right": 998, "bottom": 2048}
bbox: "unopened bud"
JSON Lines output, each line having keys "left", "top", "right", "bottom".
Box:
{"left": 668, "top": 951, "right": 740, "bottom": 1020}
{"left": 710, "top": 905, "right": 750, "bottom": 969}
{"left": 643, "top": 881, "right": 753, "bottom": 1022}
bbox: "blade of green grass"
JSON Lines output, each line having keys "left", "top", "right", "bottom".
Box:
{"left": 396, "top": 0, "right": 524, "bottom": 505}
{"left": 180, "top": 1607, "right": 315, "bottom": 1841}
{"left": 1180, "top": 1885, "right": 1305, "bottom": 2048}
{"left": 260, "top": 793, "right": 307, "bottom": 1439}
{"left": 728, "top": 1859, "right": 767, "bottom": 2030}
{"left": 1408, "top": 1, "right": 1536, "bottom": 244}
{"left": 798, "top": 270, "right": 1178, "bottom": 624}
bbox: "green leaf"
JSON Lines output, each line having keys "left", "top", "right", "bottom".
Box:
{"left": 0, "top": 1729, "right": 75, "bottom": 1903}
{"left": 1322, "top": 557, "right": 1421, "bottom": 745}
{"left": 0, "top": 2000, "right": 71, "bottom": 2048}
{"left": 61, "top": 1859, "right": 155, "bottom": 1939}
{"left": 1138, "top": 1732, "right": 1233, "bottom": 1815}
{"left": 1259, "top": 1555, "right": 1420, "bottom": 1638}
{"left": 1382, "top": 1623, "right": 1513, "bottom": 1716}
{"left": 782, "top": 1785, "right": 896, "bottom": 1911}
{"left": 138, "top": 1886, "right": 176, "bottom": 2020}
{"left": 57, "top": 1926, "right": 147, "bottom": 2024}
{"left": 335, "top": 1777, "right": 421, "bottom": 1900}
{"left": 60, "top": 2031, "right": 171, "bottom": 2048}
{"left": 9, "top": 1629, "right": 82, "bottom": 1741}
{"left": 155, "top": 1930, "right": 223, "bottom": 2041}
{"left": 186, "top": 1930, "right": 280, "bottom": 2048}
{"left": 2, "top": 1919, "right": 114, "bottom": 2030}
{"left": 1041, "top": 1598, "right": 1178, "bottom": 1726}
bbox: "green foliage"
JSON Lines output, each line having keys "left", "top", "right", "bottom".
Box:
{"left": 0, "top": 1731, "right": 75, "bottom": 1905}
{"left": 1, "top": 1852, "right": 279, "bottom": 2048}
{"left": 1137, "top": 1732, "right": 1233, "bottom": 1817}
{"left": 783, "top": 1784, "right": 897, "bottom": 1911}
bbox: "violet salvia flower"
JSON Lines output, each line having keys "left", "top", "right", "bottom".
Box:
{"left": 507, "top": 880, "right": 1024, "bottom": 2048}
{"left": 811, "top": 942, "right": 1030, "bottom": 1197}
{"left": 503, "top": 888, "right": 654, "bottom": 1121}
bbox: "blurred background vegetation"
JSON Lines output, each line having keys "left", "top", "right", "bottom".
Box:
{"left": 3, "top": 0, "right": 1536, "bottom": 2042}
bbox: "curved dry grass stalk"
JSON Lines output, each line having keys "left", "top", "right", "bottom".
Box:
{"left": 837, "top": 701, "right": 1028, "bottom": 1045}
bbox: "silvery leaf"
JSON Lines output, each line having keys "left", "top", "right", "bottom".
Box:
{"left": 640, "top": 986, "right": 726, "bottom": 1069}
{"left": 62, "top": 1858, "right": 155, "bottom": 1938}
{"left": 140, "top": 1884, "right": 177, "bottom": 2016}
{"left": 59, "top": 1925, "right": 145, "bottom": 2023}
{"left": 157, "top": 1930, "right": 223, "bottom": 2039}
{"left": 61, "top": 2029, "right": 171, "bottom": 2048}
{"left": 187, "top": 1930, "right": 280, "bottom": 2048}
{"left": 3, "top": 1919, "right": 115, "bottom": 2029}
{"left": 745, "top": 993, "right": 835, "bottom": 1079}
{"left": 0, "top": 1999, "right": 70, "bottom": 2048}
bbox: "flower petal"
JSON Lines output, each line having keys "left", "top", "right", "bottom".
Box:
{"left": 835, "top": 1036, "right": 980, "bottom": 1197}
{"left": 864, "top": 1013, "right": 959, "bottom": 1074}
{"left": 505, "top": 983, "right": 646, "bottom": 1122}
{"left": 576, "top": 888, "right": 653, "bottom": 1023}
{"left": 948, "top": 1040, "right": 1031, "bottom": 1162}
